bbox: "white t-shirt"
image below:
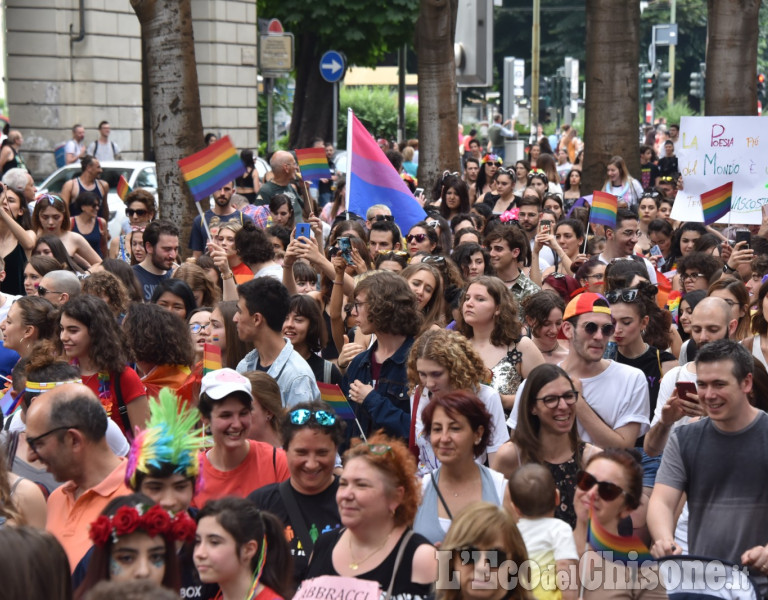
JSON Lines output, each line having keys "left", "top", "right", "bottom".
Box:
{"left": 598, "top": 252, "right": 658, "bottom": 285}
{"left": 517, "top": 517, "right": 579, "bottom": 564}
{"left": 506, "top": 360, "right": 650, "bottom": 444}
{"left": 64, "top": 139, "right": 84, "bottom": 160}
{"left": 533, "top": 239, "right": 555, "bottom": 271}
{"left": 412, "top": 384, "right": 507, "bottom": 476}
{"left": 0, "top": 294, "right": 20, "bottom": 324}
{"left": 254, "top": 263, "right": 283, "bottom": 281}
{"left": 651, "top": 363, "right": 697, "bottom": 429}
{"left": 87, "top": 140, "right": 120, "bottom": 161}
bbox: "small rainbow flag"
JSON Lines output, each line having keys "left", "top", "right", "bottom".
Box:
{"left": 0, "top": 386, "right": 20, "bottom": 417}
{"left": 587, "top": 508, "right": 653, "bottom": 565}
{"left": 202, "top": 344, "right": 222, "bottom": 375}
{"left": 295, "top": 147, "right": 332, "bottom": 181}
{"left": 317, "top": 382, "right": 355, "bottom": 420}
{"left": 117, "top": 174, "right": 132, "bottom": 201}
{"left": 590, "top": 191, "right": 618, "bottom": 229}
{"left": 178, "top": 136, "right": 244, "bottom": 202}
{"left": 700, "top": 181, "right": 733, "bottom": 225}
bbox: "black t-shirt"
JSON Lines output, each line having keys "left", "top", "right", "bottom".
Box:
{"left": 248, "top": 478, "right": 341, "bottom": 585}
{"left": 132, "top": 264, "right": 171, "bottom": 302}
{"left": 306, "top": 352, "right": 343, "bottom": 386}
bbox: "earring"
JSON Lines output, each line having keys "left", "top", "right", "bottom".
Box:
{"left": 641, "top": 329, "right": 646, "bottom": 336}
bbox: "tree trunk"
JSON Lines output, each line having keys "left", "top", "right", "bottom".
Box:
{"left": 131, "top": 0, "right": 203, "bottom": 254}
{"left": 416, "top": 0, "right": 460, "bottom": 200}
{"left": 582, "top": 0, "right": 640, "bottom": 194}
{"left": 705, "top": 0, "right": 760, "bottom": 116}
{"left": 289, "top": 33, "right": 334, "bottom": 149}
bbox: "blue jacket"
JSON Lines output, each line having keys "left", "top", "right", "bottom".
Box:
{"left": 341, "top": 337, "right": 414, "bottom": 442}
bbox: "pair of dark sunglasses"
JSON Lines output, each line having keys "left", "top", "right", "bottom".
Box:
{"left": 126, "top": 208, "right": 149, "bottom": 218}
{"left": 581, "top": 321, "right": 615, "bottom": 337}
{"left": 604, "top": 288, "right": 640, "bottom": 304}
{"left": 407, "top": 233, "right": 428, "bottom": 244}
{"left": 576, "top": 470, "right": 630, "bottom": 502}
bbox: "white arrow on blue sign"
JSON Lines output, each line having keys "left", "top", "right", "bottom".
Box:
{"left": 320, "top": 50, "right": 345, "bottom": 83}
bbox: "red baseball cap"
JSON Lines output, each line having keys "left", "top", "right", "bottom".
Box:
{"left": 563, "top": 292, "right": 612, "bottom": 322}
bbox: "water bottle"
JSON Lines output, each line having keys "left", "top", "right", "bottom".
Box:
{"left": 603, "top": 341, "right": 618, "bottom": 360}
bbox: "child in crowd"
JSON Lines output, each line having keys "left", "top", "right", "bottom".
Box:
{"left": 509, "top": 464, "right": 578, "bottom": 600}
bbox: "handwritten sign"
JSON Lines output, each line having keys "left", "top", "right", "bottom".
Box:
{"left": 293, "top": 576, "right": 381, "bottom": 600}
{"left": 671, "top": 116, "right": 768, "bottom": 225}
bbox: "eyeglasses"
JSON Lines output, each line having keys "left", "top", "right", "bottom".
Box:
{"left": 681, "top": 272, "right": 706, "bottom": 282}
{"left": 575, "top": 470, "right": 629, "bottom": 502}
{"left": 536, "top": 390, "right": 579, "bottom": 408}
{"left": 352, "top": 301, "right": 368, "bottom": 312}
{"left": 27, "top": 426, "right": 76, "bottom": 453}
{"left": 454, "top": 546, "right": 510, "bottom": 567}
{"left": 189, "top": 322, "right": 210, "bottom": 334}
{"left": 406, "top": 233, "right": 428, "bottom": 244}
{"left": 581, "top": 321, "right": 616, "bottom": 337}
{"left": 37, "top": 286, "right": 63, "bottom": 297}
{"left": 126, "top": 208, "right": 149, "bottom": 218}
{"left": 372, "top": 214, "right": 394, "bottom": 222}
{"left": 289, "top": 409, "right": 337, "bottom": 426}
{"left": 604, "top": 288, "right": 640, "bottom": 304}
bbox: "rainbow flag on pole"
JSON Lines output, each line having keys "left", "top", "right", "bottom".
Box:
{"left": 202, "top": 344, "right": 222, "bottom": 375}
{"left": 587, "top": 508, "right": 653, "bottom": 564}
{"left": 178, "top": 136, "right": 244, "bottom": 202}
{"left": 117, "top": 175, "right": 132, "bottom": 201}
{"left": 295, "top": 147, "right": 332, "bottom": 181}
{"left": 317, "top": 382, "right": 356, "bottom": 420}
{"left": 700, "top": 181, "right": 733, "bottom": 225}
{"left": 346, "top": 109, "right": 426, "bottom": 232}
{"left": 590, "top": 191, "right": 618, "bottom": 229}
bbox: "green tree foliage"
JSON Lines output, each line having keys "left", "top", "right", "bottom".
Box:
{"left": 338, "top": 87, "right": 418, "bottom": 149}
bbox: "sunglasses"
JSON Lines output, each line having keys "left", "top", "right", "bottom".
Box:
{"left": 681, "top": 272, "right": 706, "bottom": 282}
{"left": 454, "top": 546, "right": 510, "bottom": 567}
{"left": 422, "top": 255, "right": 446, "bottom": 265}
{"left": 37, "top": 286, "right": 63, "bottom": 297}
{"left": 372, "top": 214, "right": 394, "bottom": 222}
{"left": 576, "top": 470, "right": 629, "bottom": 502}
{"left": 498, "top": 167, "right": 516, "bottom": 177}
{"left": 407, "top": 233, "right": 428, "bottom": 244}
{"left": 536, "top": 390, "right": 579, "bottom": 408}
{"left": 126, "top": 208, "right": 149, "bottom": 218}
{"left": 581, "top": 321, "right": 615, "bottom": 337}
{"left": 604, "top": 288, "right": 640, "bottom": 304}
{"left": 289, "top": 409, "right": 337, "bottom": 426}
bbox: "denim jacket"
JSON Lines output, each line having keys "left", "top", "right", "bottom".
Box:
{"left": 341, "top": 337, "right": 414, "bottom": 442}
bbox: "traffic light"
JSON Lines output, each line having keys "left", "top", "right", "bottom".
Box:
{"left": 641, "top": 72, "right": 656, "bottom": 102}
{"left": 690, "top": 66, "right": 704, "bottom": 99}
{"left": 540, "top": 77, "right": 551, "bottom": 103}
{"left": 758, "top": 73, "right": 766, "bottom": 101}
{"left": 657, "top": 72, "right": 672, "bottom": 102}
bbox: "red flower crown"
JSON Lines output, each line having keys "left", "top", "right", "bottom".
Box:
{"left": 89, "top": 504, "right": 197, "bottom": 547}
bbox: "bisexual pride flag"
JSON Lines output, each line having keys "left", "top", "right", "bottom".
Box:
{"left": 590, "top": 191, "right": 618, "bottom": 229}
{"left": 178, "top": 136, "right": 244, "bottom": 202}
{"left": 295, "top": 147, "right": 332, "bottom": 181}
{"left": 346, "top": 109, "right": 426, "bottom": 232}
{"left": 700, "top": 181, "right": 733, "bottom": 225}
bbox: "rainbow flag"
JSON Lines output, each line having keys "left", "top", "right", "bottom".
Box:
{"left": 700, "top": 181, "right": 732, "bottom": 225}
{"left": 317, "top": 382, "right": 355, "bottom": 420}
{"left": 590, "top": 191, "right": 618, "bottom": 229}
{"left": 0, "top": 386, "right": 20, "bottom": 417}
{"left": 202, "top": 344, "right": 222, "bottom": 375}
{"left": 295, "top": 147, "right": 332, "bottom": 181}
{"left": 346, "top": 110, "right": 426, "bottom": 232}
{"left": 178, "top": 136, "right": 244, "bottom": 202}
{"left": 587, "top": 508, "right": 653, "bottom": 564}
{"left": 117, "top": 174, "right": 132, "bottom": 201}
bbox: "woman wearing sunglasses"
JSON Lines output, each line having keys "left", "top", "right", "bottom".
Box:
{"left": 438, "top": 502, "right": 531, "bottom": 600}
{"left": 248, "top": 401, "right": 344, "bottom": 587}
{"left": 406, "top": 221, "right": 440, "bottom": 257}
{"left": 305, "top": 434, "right": 437, "bottom": 599}
{"left": 495, "top": 364, "right": 599, "bottom": 528}
{"left": 110, "top": 189, "right": 155, "bottom": 262}
{"left": 476, "top": 154, "right": 503, "bottom": 198}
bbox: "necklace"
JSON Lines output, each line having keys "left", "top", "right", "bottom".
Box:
{"left": 537, "top": 341, "right": 561, "bottom": 356}
{"left": 348, "top": 530, "right": 391, "bottom": 570}
{"left": 502, "top": 272, "right": 521, "bottom": 284}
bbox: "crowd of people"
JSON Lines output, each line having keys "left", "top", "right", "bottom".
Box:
{"left": 0, "top": 121, "right": 767, "bottom": 600}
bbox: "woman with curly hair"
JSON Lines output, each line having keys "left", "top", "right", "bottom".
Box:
{"left": 99, "top": 258, "right": 143, "bottom": 304}
{"left": 305, "top": 433, "right": 436, "bottom": 597}
{"left": 173, "top": 262, "right": 221, "bottom": 308}
{"left": 401, "top": 262, "right": 444, "bottom": 333}
{"left": 123, "top": 303, "right": 196, "bottom": 400}
{"left": 458, "top": 276, "right": 544, "bottom": 412}
{"left": 407, "top": 329, "right": 506, "bottom": 474}
{"left": 59, "top": 295, "right": 148, "bottom": 436}
{"left": 81, "top": 271, "right": 129, "bottom": 319}
{"left": 343, "top": 271, "right": 423, "bottom": 440}
{"left": 452, "top": 242, "right": 492, "bottom": 281}
{"left": 74, "top": 493, "right": 191, "bottom": 599}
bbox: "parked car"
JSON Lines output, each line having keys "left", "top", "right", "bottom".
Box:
{"left": 36, "top": 161, "right": 157, "bottom": 240}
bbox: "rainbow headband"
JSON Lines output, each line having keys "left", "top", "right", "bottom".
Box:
{"left": 25, "top": 379, "right": 82, "bottom": 393}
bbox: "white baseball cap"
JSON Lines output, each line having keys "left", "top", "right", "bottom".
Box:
{"left": 200, "top": 368, "right": 252, "bottom": 401}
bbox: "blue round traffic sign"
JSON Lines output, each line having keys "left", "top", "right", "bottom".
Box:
{"left": 320, "top": 50, "right": 345, "bottom": 83}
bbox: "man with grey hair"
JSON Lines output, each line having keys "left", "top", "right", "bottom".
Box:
{"left": 2, "top": 167, "right": 35, "bottom": 204}
{"left": 256, "top": 150, "right": 304, "bottom": 221}
{"left": 38, "top": 270, "right": 81, "bottom": 306}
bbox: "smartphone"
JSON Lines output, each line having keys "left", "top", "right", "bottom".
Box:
{"left": 649, "top": 244, "right": 666, "bottom": 268}
{"left": 295, "top": 223, "right": 311, "bottom": 239}
{"left": 735, "top": 229, "right": 751, "bottom": 249}
{"left": 675, "top": 381, "right": 698, "bottom": 403}
{"left": 338, "top": 236, "right": 354, "bottom": 266}
{"left": 414, "top": 187, "right": 424, "bottom": 197}
{"left": 539, "top": 221, "right": 552, "bottom": 235}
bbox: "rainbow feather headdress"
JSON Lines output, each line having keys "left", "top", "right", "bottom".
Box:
{"left": 126, "top": 388, "right": 205, "bottom": 489}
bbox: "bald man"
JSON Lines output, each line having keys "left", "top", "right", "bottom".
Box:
{"left": 255, "top": 150, "right": 305, "bottom": 222}
{"left": 38, "top": 270, "right": 81, "bottom": 306}
{"left": 26, "top": 383, "right": 130, "bottom": 569}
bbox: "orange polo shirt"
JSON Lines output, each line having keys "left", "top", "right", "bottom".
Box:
{"left": 46, "top": 458, "right": 131, "bottom": 570}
